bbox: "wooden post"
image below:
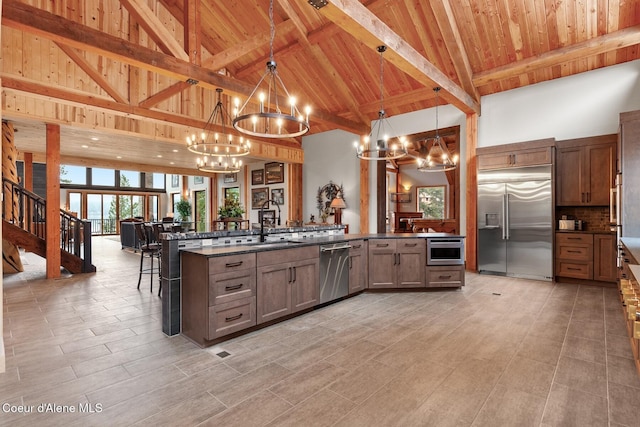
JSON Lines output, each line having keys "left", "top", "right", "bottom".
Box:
{"left": 288, "top": 163, "right": 303, "bottom": 224}
{"left": 2, "top": 120, "right": 24, "bottom": 273}
{"left": 465, "top": 113, "right": 478, "bottom": 271}
{"left": 46, "top": 123, "right": 61, "bottom": 279}
{"left": 23, "top": 152, "right": 33, "bottom": 192}
{"left": 359, "top": 138, "right": 370, "bottom": 234}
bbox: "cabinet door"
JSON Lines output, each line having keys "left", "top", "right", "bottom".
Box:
{"left": 513, "top": 147, "right": 552, "bottom": 167}
{"left": 396, "top": 239, "right": 426, "bottom": 287}
{"left": 257, "top": 264, "right": 292, "bottom": 324}
{"left": 556, "top": 146, "right": 584, "bottom": 206}
{"left": 585, "top": 143, "right": 615, "bottom": 205}
{"left": 478, "top": 153, "right": 513, "bottom": 170}
{"left": 290, "top": 258, "right": 319, "bottom": 313}
{"left": 349, "top": 241, "right": 367, "bottom": 294}
{"left": 368, "top": 240, "right": 397, "bottom": 288}
{"left": 594, "top": 234, "right": 617, "bottom": 282}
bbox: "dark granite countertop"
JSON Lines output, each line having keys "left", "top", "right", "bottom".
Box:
{"left": 180, "top": 233, "right": 463, "bottom": 257}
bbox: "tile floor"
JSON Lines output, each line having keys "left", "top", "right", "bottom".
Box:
{"left": 2, "top": 236, "right": 640, "bottom": 426}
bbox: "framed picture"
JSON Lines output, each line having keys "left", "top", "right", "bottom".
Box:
{"left": 265, "top": 162, "right": 284, "bottom": 184}
{"left": 251, "top": 169, "right": 264, "bottom": 185}
{"left": 258, "top": 210, "right": 275, "bottom": 227}
{"left": 194, "top": 176, "right": 204, "bottom": 185}
{"left": 223, "top": 173, "right": 237, "bottom": 183}
{"left": 224, "top": 187, "right": 240, "bottom": 201}
{"left": 271, "top": 188, "right": 284, "bottom": 205}
{"left": 171, "top": 174, "right": 179, "bottom": 187}
{"left": 251, "top": 187, "right": 269, "bottom": 210}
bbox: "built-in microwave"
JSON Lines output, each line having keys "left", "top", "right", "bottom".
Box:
{"left": 427, "top": 238, "right": 465, "bottom": 266}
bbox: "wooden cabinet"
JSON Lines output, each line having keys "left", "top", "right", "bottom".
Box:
{"left": 555, "top": 233, "right": 593, "bottom": 280}
{"left": 555, "top": 232, "right": 616, "bottom": 283}
{"left": 426, "top": 265, "right": 465, "bottom": 287}
{"left": 368, "top": 238, "right": 425, "bottom": 288}
{"left": 181, "top": 252, "right": 257, "bottom": 346}
{"left": 256, "top": 245, "right": 319, "bottom": 324}
{"left": 348, "top": 240, "right": 367, "bottom": 294}
{"left": 556, "top": 135, "right": 616, "bottom": 206}
{"left": 594, "top": 234, "right": 617, "bottom": 282}
{"left": 477, "top": 139, "right": 554, "bottom": 170}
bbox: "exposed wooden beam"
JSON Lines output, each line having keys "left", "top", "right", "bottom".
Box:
{"left": 55, "top": 43, "right": 127, "bottom": 104}
{"left": 429, "top": 0, "right": 479, "bottom": 102}
{"left": 315, "top": 0, "right": 479, "bottom": 115}
{"left": 45, "top": 124, "right": 61, "bottom": 279}
{"left": 138, "top": 81, "right": 191, "bottom": 108}
{"left": 120, "top": 0, "right": 190, "bottom": 62}
{"left": 183, "top": 0, "right": 202, "bottom": 65}
{"left": 465, "top": 113, "right": 478, "bottom": 271}
{"left": 473, "top": 24, "right": 640, "bottom": 86}
{"left": 2, "top": 0, "right": 366, "bottom": 135}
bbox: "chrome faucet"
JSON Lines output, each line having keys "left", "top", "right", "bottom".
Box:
{"left": 259, "top": 199, "right": 281, "bottom": 242}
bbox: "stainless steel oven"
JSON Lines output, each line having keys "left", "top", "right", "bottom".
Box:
{"left": 427, "top": 238, "right": 465, "bottom": 265}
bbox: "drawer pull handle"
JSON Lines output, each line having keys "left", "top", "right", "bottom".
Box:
{"left": 225, "top": 284, "right": 243, "bottom": 291}
{"left": 377, "top": 243, "right": 389, "bottom": 247}
{"left": 567, "top": 237, "right": 581, "bottom": 240}
{"left": 439, "top": 275, "right": 452, "bottom": 279}
{"left": 225, "top": 261, "right": 243, "bottom": 268}
{"left": 225, "top": 313, "right": 243, "bottom": 322}
{"left": 567, "top": 267, "right": 581, "bottom": 271}
{"left": 353, "top": 244, "right": 361, "bottom": 249}
{"left": 404, "top": 243, "right": 417, "bottom": 247}
{"left": 567, "top": 250, "right": 581, "bottom": 253}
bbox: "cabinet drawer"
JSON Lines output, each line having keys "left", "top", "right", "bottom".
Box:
{"left": 208, "top": 297, "right": 256, "bottom": 339}
{"left": 556, "top": 260, "right": 592, "bottom": 280}
{"left": 556, "top": 233, "right": 592, "bottom": 245}
{"left": 209, "top": 253, "right": 256, "bottom": 273}
{"left": 426, "top": 266, "right": 464, "bottom": 287}
{"left": 397, "top": 239, "right": 425, "bottom": 250}
{"left": 556, "top": 244, "right": 591, "bottom": 261}
{"left": 257, "top": 245, "right": 318, "bottom": 266}
{"left": 209, "top": 269, "right": 256, "bottom": 306}
{"left": 349, "top": 239, "right": 365, "bottom": 252}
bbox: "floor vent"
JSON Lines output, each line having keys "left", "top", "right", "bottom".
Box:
{"left": 216, "top": 351, "right": 231, "bottom": 358}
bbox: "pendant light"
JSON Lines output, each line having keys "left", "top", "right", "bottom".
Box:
{"left": 232, "top": 0, "right": 311, "bottom": 138}
{"left": 187, "top": 88, "right": 251, "bottom": 157}
{"left": 354, "top": 46, "right": 408, "bottom": 161}
{"left": 196, "top": 154, "right": 242, "bottom": 174}
{"left": 417, "top": 87, "right": 458, "bottom": 172}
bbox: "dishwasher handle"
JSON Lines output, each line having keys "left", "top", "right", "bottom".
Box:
{"left": 320, "top": 244, "right": 352, "bottom": 252}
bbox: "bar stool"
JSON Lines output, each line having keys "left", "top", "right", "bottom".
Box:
{"left": 134, "top": 223, "right": 161, "bottom": 295}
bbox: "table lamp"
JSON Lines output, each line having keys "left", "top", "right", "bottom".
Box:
{"left": 330, "top": 195, "right": 347, "bottom": 225}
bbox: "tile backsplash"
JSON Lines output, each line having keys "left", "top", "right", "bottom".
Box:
{"left": 556, "top": 206, "right": 611, "bottom": 231}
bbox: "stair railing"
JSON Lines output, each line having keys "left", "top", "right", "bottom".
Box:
{"left": 2, "top": 178, "right": 93, "bottom": 272}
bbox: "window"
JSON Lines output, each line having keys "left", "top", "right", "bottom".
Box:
{"left": 417, "top": 186, "right": 446, "bottom": 219}
{"left": 151, "top": 173, "right": 165, "bottom": 189}
{"left": 68, "top": 192, "right": 82, "bottom": 216}
{"left": 171, "top": 193, "right": 181, "bottom": 216}
{"left": 60, "top": 165, "right": 86, "bottom": 185}
{"left": 119, "top": 170, "right": 140, "bottom": 188}
{"left": 92, "top": 168, "right": 115, "bottom": 186}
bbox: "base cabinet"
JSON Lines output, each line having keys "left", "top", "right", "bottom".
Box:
{"left": 181, "top": 252, "right": 257, "bottom": 346}
{"left": 594, "top": 234, "right": 617, "bottom": 282}
{"left": 349, "top": 240, "right": 367, "bottom": 294}
{"left": 426, "top": 265, "right": 465, "bottom": 287}
{"left": 555, "top": 232, "right": 617, "bottom": 282}
{"left": 256, "top": 246, "right": 319, "bottom": 324}
{"left": 368, "top": 239, "right": 426, "bottom": 288}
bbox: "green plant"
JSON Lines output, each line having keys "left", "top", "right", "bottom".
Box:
{"left": 175, "top": 198, "right": 192, "bottom": 221}
{"left": 218, "top": 197, "right": 245, "bottom": 219}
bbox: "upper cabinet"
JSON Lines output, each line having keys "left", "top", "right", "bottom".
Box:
{"left": 556, "top": 135, "right": 617, "bottom": 206}
{"left": 477, "top": 138, "right": 555, "bottom": 170}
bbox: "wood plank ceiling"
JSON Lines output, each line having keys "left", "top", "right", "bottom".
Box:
{"left": 1, "top": 0, "right": 639, "bottom": 174}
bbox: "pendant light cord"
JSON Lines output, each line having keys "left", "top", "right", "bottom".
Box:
{"left": 269, "top": 0, "right": 275, "bottom": 62}
{"left": 379, "top": 47, "right": 385, "bottom": 117}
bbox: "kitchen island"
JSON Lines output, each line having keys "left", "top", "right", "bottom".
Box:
{"left": 178, "top": 232, "right": 465, "bottom": 347}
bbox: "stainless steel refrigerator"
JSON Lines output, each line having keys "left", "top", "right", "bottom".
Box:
{"left": 478, "top": 165, "right": 553, "bottom": 281}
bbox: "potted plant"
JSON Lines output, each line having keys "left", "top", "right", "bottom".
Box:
{"left": 218, "top": 197, "right": 245, "bottom": 220}
{"left": 175, "top": 198, "right": 192, "bottom": 231}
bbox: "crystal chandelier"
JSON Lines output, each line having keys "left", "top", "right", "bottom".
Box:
{"left": 354, "top": 46, "right": 408, "bottom": 161}
{"left": 232, "top": 0, "right": 311, "bottom": 139}
{"left": 196, "top": 155, "right": 242, "bottom": 174}
{"left": 187, "top": 88, "right": 251, "bottom": 157}
{"left": 417, "top": 87, "right": 458, "bottom": 172}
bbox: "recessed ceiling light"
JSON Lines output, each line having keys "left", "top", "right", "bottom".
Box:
{"left": 170, "top": 162, "right": 175, "bottom": 165}
{"left": 90, "top": 137, "right": 99, "bottom": 141}
{"left": 116, "top": 156, "right": 122, "bottom": 159}
{"left": 81, "top": 144, "right": 89, "bottom": 148}
{"left": 157, "top": 155, "right": 163, "bottom": 158}
{"left": 172, "top": 149, "right": 178, "bottom": 153}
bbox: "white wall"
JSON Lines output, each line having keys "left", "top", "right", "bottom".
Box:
{"left": 301, "top": 59, "right": 640, "bottom": 235}
{"left": 302, "top": 130, "right": 361, "bottom": 232}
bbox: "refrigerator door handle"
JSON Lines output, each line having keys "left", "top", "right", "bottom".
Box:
{"left": 501, "top": 193, "right": 507, "bottom": 240}
{"left": 505, "top": 193, "right": 510, "bottom": 240}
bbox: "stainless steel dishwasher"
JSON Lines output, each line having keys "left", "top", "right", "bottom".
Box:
{"left": 319, "top": 242, "right": 352, "bottom": 303}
